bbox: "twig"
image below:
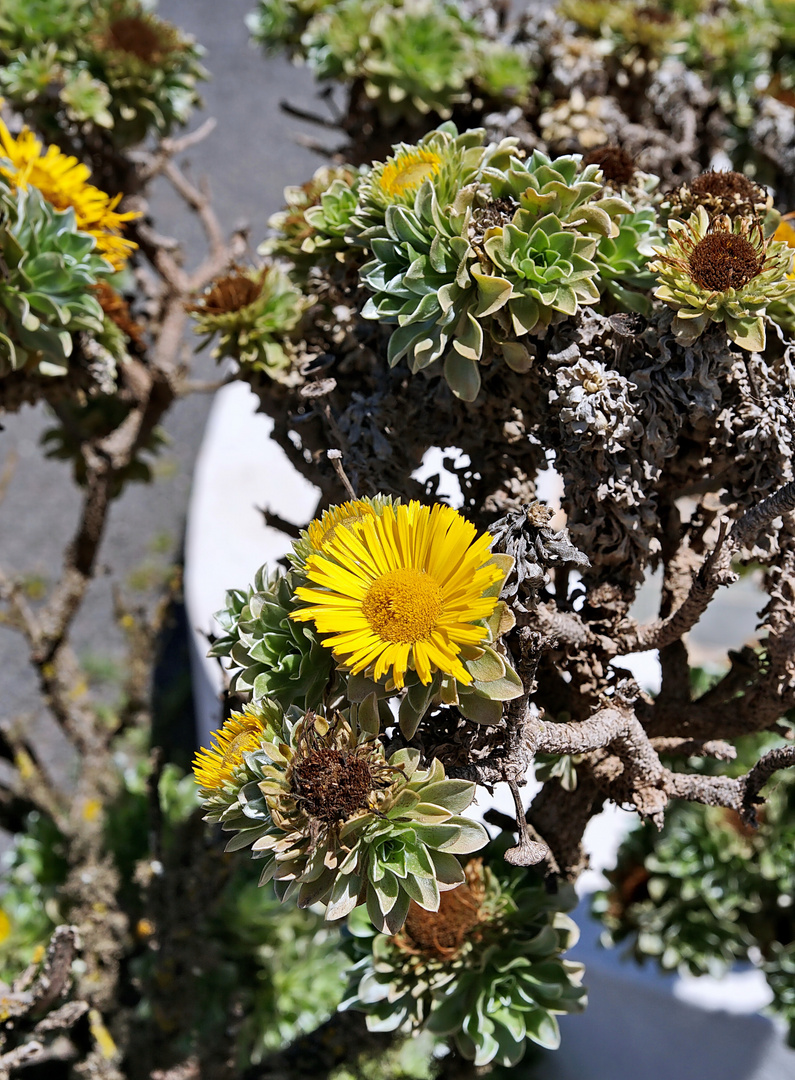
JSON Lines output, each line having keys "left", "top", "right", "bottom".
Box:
{"left": 326, "top": 450, "right": 357, "bottom": 499}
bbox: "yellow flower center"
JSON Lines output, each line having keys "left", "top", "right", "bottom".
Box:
{"left": 378, "top": 149, "right": 442, "bottom": 199}
{"left": 362, "top": 568, "right": 443, "bottom": 643}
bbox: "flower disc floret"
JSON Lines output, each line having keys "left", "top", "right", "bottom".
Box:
{"left": 292, "top": 501, "right": 502, "bottom": 689}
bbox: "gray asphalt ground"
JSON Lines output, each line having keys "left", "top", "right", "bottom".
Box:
{"left": 0, "top": 0, "right": 337, "bottom": 774}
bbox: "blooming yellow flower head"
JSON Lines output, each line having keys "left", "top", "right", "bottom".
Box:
{"left": 306, "top": 499, "right": 380, "bottom": 554}
{"left": 0, "top": 118, "right": 138, "bottom": 269}
{"left": 291, "top": 502, "right": 502, "bottom": 689}
{"left": 377, "top": 147, "right": 442, "bottom": 200}
{"left": 193, "top": 709, "right": 268, "bottom": 793}
{"left": 774, "top": 214, "right": 795, "bottom": 280}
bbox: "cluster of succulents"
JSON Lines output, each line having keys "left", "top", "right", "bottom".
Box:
{"left": 208, "top": 497, "right": 521, "bottom": 730}
{"left": 343, "top": 846, "right": 586, "bottom": 1067}
{"left": 247, "top": 0, "right": 534, "bottom": 126}
{"left": 0, "top": 0, "right": 206, "bottom": 149}
{"left": 0, "top": 180, "right": 113, "bottom": 377}
{"left": 194, "top": 496, "right": 591, "bottom": 1062}
{"left": 193, "top": 496, "right": 593, "bottom": 1065}
{"left": 194, "top": 121, "right": 795, "bottom": 402}
{"left": 592, "top": 734, "right": 795, "bottom": 1041}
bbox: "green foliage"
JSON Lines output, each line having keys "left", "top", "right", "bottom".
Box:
{"left": 0, "top": 0, "right": 206, "bottom": 147}
{"left": 247, "top": 0, "right": 533, "bottom": 125}
{"left": 343, "top": 848, "right": 586, "bottom": 1068}
{"left": 209, "top": 710, "right": 487, "bottom": 933}
{"left": 0, "top": 812, "right": 68, "bottom": 982}
{"left": 0, "top": 182, "right": 111, "bottom": 377}
{"left": 592, "top": 734, "right": 795, "bottom": 1040}
{"left": 188, "top": 265, "right": 306, "bottom": 377}
{"left": 208, "top": 565, "right": 336, "bottom": 710}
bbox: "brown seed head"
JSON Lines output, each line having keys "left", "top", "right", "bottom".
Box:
{"left": 583, "top": 145, "right": 636, "bottom": 187}
{"left": 291, "top": 745, "right": 373, "bottom": 823}
{"left": 395, "top": 859, "right": 488, "bottom": 961}
{"left": 104, "top": 17, "right": 164, "bottom": 64}
{"left": 188, "top": 271, "right": 263, "bottom": 316}
{"left": 688, "top": 232, "right": 762, "bottom": 292}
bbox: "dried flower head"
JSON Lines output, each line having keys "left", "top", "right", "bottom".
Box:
{"left": 583, "top": 144, "right": 636, "bottom": 188}
{"left": 651, "top": 206, "right": 795, "bottom": 349}
{"left": 665, "top": 169, "right": 772, "bottom": 221}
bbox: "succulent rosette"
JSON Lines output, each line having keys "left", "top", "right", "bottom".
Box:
{"left": 199, "top": 708, "right": 487, "bottom": 932}
{"left": 187, "top": 265, "right": 305, "bottom": 377}
{"left": 357, "top": 135, "right": 631, "bottom": 399}
{"left": 594, "top": 207, "right": 663, "bottom": 313}
{"left": 85, "top": 1, "right": 207, "bottom": 147}
{"left": 208, "top": 565, "right": 335, "bottom": 711}
{"left": 263, "top": 164, "right": 363, "bottom": 267}
{"left": 0, "top": 182, "right": 111, "bottom": 376}
{"left": 343, "top": 851, "right": 587, "bottom": 1066}
{"left": 650, "top": 205, "right": 795, "bottom": 350}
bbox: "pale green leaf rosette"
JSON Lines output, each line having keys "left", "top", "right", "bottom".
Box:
{"left": 342, "top": 851, "right": 587, "bottom": 1067}
{"left": 187, "top": 265, "right": 305, "bottom": 378}
{"left": 0, "top": 183, "right": 111, "bottom": 377}
{"left": 358, "top": 180, "right": 479, "bottom": 395}
{"left": 208, "top": 565, "right": 335, "bottom": 711}
{"left": 263, "top": 164, "right": 364, "bottom": 268}
{"left": 219, "top": 710, "right": 487, "bottom": 932}
{"left": 595, "top": 206, "right": 663, "bottom": 315}
{"left": 650, "top": 206, "right": 795, "bottom": 351}
{"left": 352, "top": 123, "right": 512, "bottom": 239}
{"left": 86, "top": 2, "right": 207, "bottom": 147}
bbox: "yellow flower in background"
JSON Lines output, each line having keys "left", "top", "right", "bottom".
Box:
{"left": 0, "top": 118, "right": 138, "bottom": 269}
{"left": 292, "top": 502, "right": 501, "bottom": 688}
{"left": 774, "top": 213, "right": 795, "bottom": 279}
{"left": 193, "top": 709, "right": 268, "bottom": 793}
{"left": 377, "top": 146, "right": 442, "bottom": 200}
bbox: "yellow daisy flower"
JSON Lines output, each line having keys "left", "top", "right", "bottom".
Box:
{"left": 291, "top": 502, "right": 502, "bottom": 689}
{"left": 306, "top": 499, "right": 381, "bottom": 554}
{"left": 0, "top": 118, "right": 138, "bottom": 269}
{"left": 774, "top": 213, "right": 795, "bottom": 279}
{"left": 193, "top": 709, "right": 268, "bottom": 793}
{"left": 378, "top": 147, "right": 442, "bottom": 200}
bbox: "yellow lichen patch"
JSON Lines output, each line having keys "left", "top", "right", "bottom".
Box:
{"left": 0, "top": 117, "right": 138, "bottom": 269}
{"left": 193, "top": 709, "right": 268, "bottom": 793}
{"left": 378, "top": 148, "right": 442, "bottom": 199}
